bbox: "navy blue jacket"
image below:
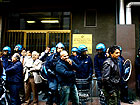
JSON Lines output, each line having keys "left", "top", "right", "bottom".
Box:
{"left": 94, "top": 53, "right": 107, "bottom": 78}
{"left": 69, "top": 55, "right": 79, "bottom": 64}
{"left": 45, "top": 52, "right": 60, "bottom": 82}
{"left": 45, "top": 52, "right": 60, "bottom": 71}
{"left": 76, "top": 55, "right": 93, "bottom": 79}
{"left": 6, "top": 61, "right": 23, "bottom": 83}
{"left": 1, "top": 55, "right": 12, "bottom": 70}
{"left": 118, "top": 56, "right": 125, "bottom": 77}
{"left": 135, "top": 55, "right": 140, "bottom": 74}
{"left": 56, "top": 59, "right": 78, "bottom": 86}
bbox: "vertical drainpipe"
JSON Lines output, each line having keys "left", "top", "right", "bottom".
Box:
{"left": 126, "top": 2, "right": 133, "bottom": 24}
{"left": 115, "top": 0, "right": 118, "bottom": 45}
{"left": 119, "top": 0, "right": 125, "bottom": 24}
{"left": 126, "top": 2, "right": 140, "bottom": 24}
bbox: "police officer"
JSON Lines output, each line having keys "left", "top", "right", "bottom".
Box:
{"left": 1, "top": 46, "right": 12, "bottom": 80}
{"left": 76, "top": 44, "right": 93, "bottom": 80}
{"left": 39, "top": 47, "right": 53, "bottom": 100}
{"left": 45, "top": 42, "right": 64, "bottom": 105}
{"left": 135, "top": 48, "right": 140, "bottom": 98}
{"left": 70, "top": 47, "right": 78, "bottom": 63}
{"left": 6, "top": 53, "right": 23, "bottom": 105}
{"left": 14, "top": 44, "right": 22, "bottom": 56}
{"left": 118, "top": 46, "right": 133, "bottom": 104}
{"left": 39, "top": 46, "right": 50, "bottom": 62}
{"left": 50, "top": 47, "right": 56, "bottom": 55}
{"left": 94, "top": 43, "right": 107, "bottom": 105}
{"left": 102, "top": 45, "right": 121, "bottom": 105}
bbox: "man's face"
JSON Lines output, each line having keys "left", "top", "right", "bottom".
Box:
{"left": 26, "top": 51, "right": 32, "bottom": 56}
{"left": 57, "top": 47, "right": 63, "bottom": 53}
{"left": 21, "top": 50, "right": 26, "bottom": 56}
{"left": 35, "top": 54, "right": 39, "bottom": 59}
{"left": 97, "top": 49, "right": 103, "bottom": 54}
{"left": 12, "top": 56, "right": 17, "bottom": 62}
{"left": 110, "top": 49, "right": 120, "bottom": 59}
{"left": 32, "top": 54, "right": 37, "bottom": 60}
{"left": 81, "top": 51, "right": 87, "bottom": 55}
{"left": 72, "top": 51, "right": 77, "bottom": 56}
{"left": 138, "top": 51, "right": 140, "bottom": 55}
{"left": 61, "top": 52, "right": 69, "bottom": 61}
{"left": 3, "top": 51, "right": 8, "bottom": 55}
{"left": 14, "top": 47, "right": 19, "bottom": 52}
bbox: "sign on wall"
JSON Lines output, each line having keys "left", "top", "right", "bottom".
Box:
{"left": 72, "top": 34, "right": 92, "bottom": 54}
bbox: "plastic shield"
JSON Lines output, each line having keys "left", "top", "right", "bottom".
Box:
{"left": 123, "top": 59, "right": 132, "bottom": 81}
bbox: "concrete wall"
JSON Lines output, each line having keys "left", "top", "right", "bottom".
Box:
{"left": 72, "top": 8, "right": 116, "bottom": 61}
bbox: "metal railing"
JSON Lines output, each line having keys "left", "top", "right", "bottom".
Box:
{"left": 3, "top": 30, "right": 71, "bottom": 54}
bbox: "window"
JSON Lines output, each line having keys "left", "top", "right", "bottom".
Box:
{"left": 7, "top": 12, "right": 71, "bottom": 30}
{"left": 84, "top": 9, "right": 97, "bottom": 27}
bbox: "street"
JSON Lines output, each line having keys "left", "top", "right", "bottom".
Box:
{"left": 21, "top": 93, "right": 140, "bottom": 105}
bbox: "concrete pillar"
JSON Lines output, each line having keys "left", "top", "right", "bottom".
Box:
{"left": 117, "top": 24, "right": 136, "bottom": 91}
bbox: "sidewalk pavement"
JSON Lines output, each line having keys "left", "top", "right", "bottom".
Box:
{"left": 21, "top": 93, "right": 140, "bottom": 105}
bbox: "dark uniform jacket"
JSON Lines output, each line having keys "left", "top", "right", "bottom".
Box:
{"left": 76, "top": 55, "right": 93, "bottom": 79}
{"left": 6, "top": 60, "right": 23, "bottom": 83}
{"left": 94, "top": 53, "right": 107, "bottom": 79}
{"left": 135, "top": 55, "right": 140, "bottom": 74}
{"left": 102, "top": 57, "right": 121, "bottom": 94}
{"left": 1, "top": 55, "right": 12, "bottom": 70}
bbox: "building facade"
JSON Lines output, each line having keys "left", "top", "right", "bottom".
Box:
{"left": 0, "top": 0, "right": 140, "bottom": 95}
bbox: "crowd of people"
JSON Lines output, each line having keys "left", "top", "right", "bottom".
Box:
{"left": 0, "top": 42, "right": 135, "bottom": 105}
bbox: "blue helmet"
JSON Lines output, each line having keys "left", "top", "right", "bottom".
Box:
{"left": 50, "top": 47, "right": 56, "bottom": 53}
{"left": 3, "top": 46, "right": 11, "bottom": 54}
{"left": 118, "top": 46, "right": 122, "bottom": 54}
{"left": 71, "top": 47, "right": 78, "bottom": 52}
{"left": 14, "top": 44, "right": 22, "bottom": 51}
{"left": 78, "top": 44, "right": 88, "bottom": 53}
{"left": 56, "top": 42, "right": 65, "bottom": 48}
{"left": 96, "top": 43, "right": 106, "bottom": 52}
{"left": 118, "top": 46, "right": 122, "bottom": 51}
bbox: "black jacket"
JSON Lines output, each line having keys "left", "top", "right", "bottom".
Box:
{"left": 56, "top": 59, "right": 78, "bottom": 86}
{"left": 102, "top": 57, "right": 121, "bottom": 94}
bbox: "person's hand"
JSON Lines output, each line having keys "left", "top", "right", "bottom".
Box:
{"left": 87, "top": 76, "right": 92, "bottom": 81}
{"left": 45, "top": 47, "right": 50, "bottom": 53}
{"left": 73, "top": 70, "right": 76, "bottom": 72}
{"left": 66, "top": 59, "right": 72, "bottom": 65}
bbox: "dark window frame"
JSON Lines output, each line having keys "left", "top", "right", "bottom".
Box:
{"left": 84, "top": 9, "right": 97, "bottom": 27}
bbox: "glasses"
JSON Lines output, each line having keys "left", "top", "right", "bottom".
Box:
{"left": 63, "top": 55, "right": 68, "bottom": 57}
